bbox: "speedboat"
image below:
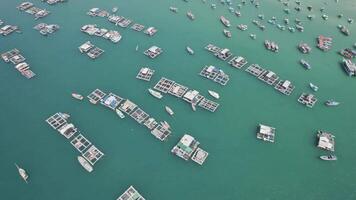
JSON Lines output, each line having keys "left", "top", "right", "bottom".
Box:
{"left": 208, "top": 90, "right": 220, "bottom": 99}
{"left": 320, "top": 155, "right": 337, "bottom": 161}
{"left": 309, "top": 83, "right": 318, "bottom": 92}
{"left": 187, "top": 11, "right": 195, "bottom": 20}
{"left": 77, "top": 156, "right": 93, "bottom": 172}
{"left": 116, "top": 108, "right": 125, "bottom": 119}
{"left": 186, "top": 46, "right": 194, "bottom": 55}
{"left": 72, "top": 93, "right": 84, "bottom": 100}
{"left": 223, "top": 29, "right": 231, "bottom": 38}
{"left": 148, "top": 88, "right": 163, "bottom": 99}
{"left": 112, "top": 7, "right": 118, "bottom": 13}
{"left": 220, "top": 16, "right": 231, "bottom": 27}
{"left": 165, "top": 106, "right": 174, "bottom": 116}
{"left": 325, "top": 100, "right": 340, "bottom": 106}
{"left": 15, "top": 163, "right": 28, "bottom": 183}
{"left": 169, "top": 6, "right": 178, "bottom": 13}
{"left": 300, "top": 59, "right": 311, "bottom": 69}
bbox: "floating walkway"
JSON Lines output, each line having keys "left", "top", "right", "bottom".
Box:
{"left": 136, "top": 67, "right": 155, "bottom": 81}
{"left": 154, "top": 77, "right": 219, "bottom": 112}
{"left": 298, "top": 93, "right": 317, "bottom": 108}
{"left": 87, "top": 89, "right": 106, "bottom": 104}
{"left": 46, "top": 113, "right": 105, "bottom": 172}
{"left": 199, "top": 65, "right": 230, "bottom": 86}
{"left": 229, "top": 56, "right": 248, "bottom": 69}
{"left": 274, "top": 80, "right": 295, "bottom": 95}
{"left": 100, "top": 93, "right": 124, "bottom": 110}
{"left": 144, "top": 46, "right": 162, "bottom": 59}
{"left": 245, "top": 64, "right": 266, "bottom": 77}
{"left": 17, "top": 2, "right": 50, "bottom": 19}
{"left": 171, "top": 134, "right": 209, "bottom": 165}
{"left": 78, "top": 41, "right": 104, "bottom": 59}
{"left": 1, "top": 49, "right": 37, "bottom": 78}
{"left": 87, "top": 89, "right": 172, "bottom": 141}
{"left": 0, "top": 23, "right": 19, "bottom": 36}
{"left": 116, "top": 186, "right": 145, "bottom": 200}
{"left": 131, "top": 23, "right": 145, "bottom": 32}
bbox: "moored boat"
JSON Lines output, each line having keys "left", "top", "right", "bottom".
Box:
{"left": 223, "top": 29, "right": 231, "bottom": 38}
{"left": 300, "top": 59, "right": 311, "bottom": 69}
{"left": 208, "top": 90, "right": 220, "bottom": 99}
{"left": 169, "top": 6, "right": 178, "bottom": 13}
{"left": 191, "top": 103, "right": 196, "bottom": 111}
{"left": 112, "top": 7, "right": 118, "bottom": 13}
{"left": 165, "top": 106, "right": 174, "bottom": 116}
{"left": 187, "top": 11, "right": 195, "bottom": 20}
{"left": 148, "top": 88, "right": 163, "bottom": 99}
{"left": 116, "top": 108, "right": 125, "bottom": 119}
{"left": 77, "top": 156, "right": 93, "bottom": 172}
{"left": 320, "top": 155, "right": 337, "bottom": 161}
{"left": 186, "top": 46, "right": 194, "bottom": 55}
{"left": 325, "top": 100, "right": 340, "bottom": 106}
{"left": 309, "top": 83, "right": 318, "bottom": 92}
{"left": 72, "top": 93, "right": 84, "bottom": 100}
{"left": 220, "top": 16, "right": 231, "bottom": 27}
{"left": 15, "top": 163, "right": 28, "bottom": 183}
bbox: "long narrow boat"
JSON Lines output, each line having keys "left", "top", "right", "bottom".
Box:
{"left": 77, "top": 156, "right": 93, "bottom": 172}
{"left": 325, "top": 100, "right": 340, "bottom": 107}
{"left": 72, "top": 93, "right": 84, "bottom": 100}
{"left": 116, "top": 108, "right": 125, "bottom": 119}
{"left": 148, "top": 88, "right": 163, "bottom": 99}
{"left": 208, "top": 90, "right": 220, "bottom": 99}
{"left": 15, "top": 163, "right": 28, "bottom": 183}
{"left": 186, "top": 46, "right": 194, "bottom": 55}
{"left": 165, "top": 106, "right": 174, "bottom": 116}
{"left": 309, "top": 83, "right": 318, "bottom": 92}
{"left": 320, "top": 155, "right": 337, "bottom": 161}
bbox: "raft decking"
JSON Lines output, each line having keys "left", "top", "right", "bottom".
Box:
{"left": 143, "top": 117, "right": 158, "bottom": 130}
{"left": 58, "top": 123, "right": 78, "bottom": 139}
{"left": 298, "top": 93, "right": 317, "bottom": 108}
{"left": 191, "top": 148, "right": 209, "bottom": 165}
{"left": 46, "top": 113, "right": 67, "bottom": 130}
{"left": 168, "top": 82, "right": 189, "bottom": 98}
{"left": 245, "top": 64, "right": 266, "bottom": 77}
{"left": 116, "top": 186, "right": 145, "bottom": 200}
{"left": 117, "top": 18, "right": 132, "bottom": 28}
{"left": 136, "top": 67, "right": 155, "bottom": 81}
{"left": 151, "top": 124, "right": 171, "bottom": 141}
{"left": 119, "top": 99, "right": 138, "bottom": 114}
{"left": 87, "top": 89, "right": 107, "bottom": 104}
{"left": 130, "top": 108, "right": 149, "bottom": 124}
{"left": 198, "top": 98, "right": 219, "bottom": 112}
{"left": 100, "top": 93, "right": 124, "bottom": 110}
{"left": 71, "top": 134, "right": 92, "bottom": 153}
{"left": 154, "top": 77, "right": 174, "bottom": 93}
{"left": 17, "top": 2, "right": 50, "bottom": 19}
{"left": 82, "top": 145, "right": 104, "bottom": 165}
{"left": 257, "top": 124, "right": 275, "bottom": 142}
{"left": 1, "top": 49, "right": 25, "bottom": 64}
{"left": 199, "top": 65, "right": 230, "bottom": 86}
{"left": 183, "top": 90, "right": 204, "bottom": 105}
{"left": 144, "top": 46, "right": 162, "bottom": 59}
{"left": 0, "top": 24, "right": 19, "bottom": 36}
{"left": 258, "top": 70, "right": 279, "bottom": 85}
{"left": 78, "top": 41, "right": 104, "bottom": 59}
{"left": 317, "top": 130, "right": 335, "bottom": 151}
{"left": 131, "top": 23, "right": 145, "bottom": 31}
{"left": 215, "top": 48, "right": 232, "bottom": 61}
{"left": 228, "top": 56, "right": 248, "bottom": 69}
{"left": 205, "top": 44, "right": 221, "bottom": 53}
{"left": 171, "top": 134, "right": 200, "bottom": 161}
{"left": 274, "top": 80, "right": 295, "bottom": 95}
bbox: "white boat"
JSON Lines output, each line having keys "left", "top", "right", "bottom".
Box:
{"left": 116, "top": 108, "right": 125, "bottom": 119}
{"left": 223, "top": 29, "right": 231, "bottom": 38}
{"left": 112, "top": 7, "right": 118, "bottom": 13}
{"left": 325, "top": 100, "right": 340, "bottom": 106}
{"left": 60, "top": 112, "right": 70, "bottom": 119}
{"left": 135, "top": 45, "right": 139, "bottom": 51}
{"left": 208, "top": 90, "right": 220, "bottom": 99}
{"left": 89, "top": 99, "right": 97, "bottom": 104}
{"left": 186, "top": 46, "right": 194, "bottom": 55}
{"left": 15, "top": 163, "right": 28, "bottom": 183}
{"left": 165, "top": 106, "right": 174, "bottom": 116}
{"left": 191, "top": 104, "right": 196, "bottom": 111}
{"left": 72, "top": 93, "right": 83, "bottom": 100}
{"left": 320, "top": 155, "right": 337, "bottom": 161}
{"left": 309, "top": 83, "right": 318, "bottom": 92}
{"left": 148, "top": 88, "right": 163, "bottom": 99}
{"left": 77, "top": 156, "right": 93, "bottom": 172}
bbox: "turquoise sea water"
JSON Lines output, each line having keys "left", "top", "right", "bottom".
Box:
{"left": 1, "top": 0, "right": 356, "bottom": 199}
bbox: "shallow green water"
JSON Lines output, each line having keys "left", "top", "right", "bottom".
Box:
{"left": 1, "top": 0, "right": 356, "bottom": 199}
